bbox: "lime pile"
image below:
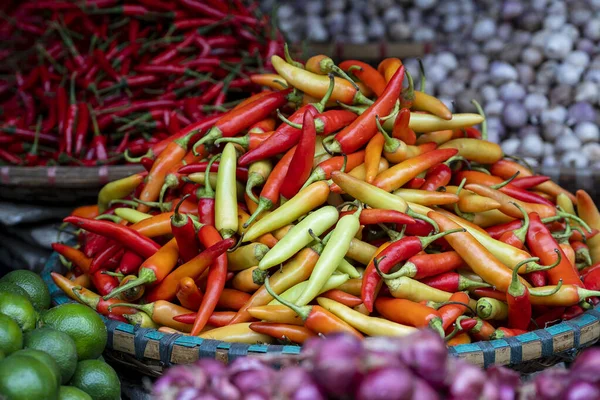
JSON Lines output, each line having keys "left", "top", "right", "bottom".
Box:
{"left": 0, "top": 270, "right": 120, "bottom": 400}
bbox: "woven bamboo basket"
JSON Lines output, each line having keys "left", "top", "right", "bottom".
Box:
{"left": 0, "top": 165, "right": 144, "bottom": 204}
{"left": 41, "top": 249, "right": 600, "bottom": 376}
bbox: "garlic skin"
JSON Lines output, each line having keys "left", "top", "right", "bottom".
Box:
{"left": 267, "top": 0, "right": 600, "bottom": 166}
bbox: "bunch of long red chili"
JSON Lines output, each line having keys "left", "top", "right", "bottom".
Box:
{"left": 0, "top": 0, "right": 284, "bottom": 166}
{"left": 52, "top": 51, "right": 600, "bottom": 347}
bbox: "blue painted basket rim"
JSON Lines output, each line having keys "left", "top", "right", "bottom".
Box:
{"left": 42, "top": 249, "right": 301, "bottom": 365}
{"left": 42, "top": 249, "right": 600, "bottom": 367}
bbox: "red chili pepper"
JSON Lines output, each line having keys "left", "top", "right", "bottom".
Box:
{"left": 392, "top": 108, "right": 417, "bottom": 145}
{"left": 339, "top": 60, "right": 387, "bottom": 97}
{"left": 194, "top": 89, "right": 292, "bottom": 151}
{"left": 64, "top": 216, "right": 161, "bottom": 263}
{"left": 486, "top": 220, "right": 524, "bottom": 239}
{"left": 405, "top": 177, "right": 425, "bottom": 189}
{"left": 243, "top": 145, "right": 296, "bottom": 228}
{"left": 93, "top": 49, "right": 120, "bottom": 81}
{"left": 279, "top": 108, "right": 317, "bottom": 199}
{"left": 339, "top": 208, "right": 415, "bottom": 226}
{"left": 178, "top": 162, "right": 248, "bottom": 181}
{"left": 562, "top": 305, "right": 584, "bottom": 320}
{"left": 63, "top": 72, "right": 78, "bottom": 156}
{"left": 363, "top": 229, "right": 462, "bottom": 312}
{"left": 420, "top": 164, "right": 452, "bottom": 191}
{"left": 73, "top": 103, "right": 89, "bottom": 155}
{"left": 438, "top": 292, "right": 471, "bottom": 330}
{"left": 421, "top": 272, "right": 490, "bottom": 292}
{"left": 533, "top": 306, "right": 566, "bottom": 329}
{"left": 583, "top": 268, "right": 600, "bottom": 291}
{"left": 119, "top": 251, "right": 144, "bottom": 275}
{"left": 572, "top": 241, "right": 593, "bottom": 267}
{"left": 171, "top": 197, "right": 199, "bottom": 263}
{"left": 89, "top": 243, "right": 122, "bottom": 274}
{"left": 472, "top": 288, "right": 507, "bottom": 302}
{"left": 403, "top": 219, "right": 435, "bottom": 237}
{"left": 527, "top": 213, "right": 584, "bottom": 287}
{"left": 512, "top": 175, "right": 551, "bottom": 190}
{"left": 196, "top": 154, "right": 219, "bottom": 226}
{"left": 328, "top": 66, "right": 404, "bottom": 154}
{"left": 91, "top": 270, "right": 119, "bottom": 296}
{"left": 237, "top": 104, "right": 319, "bottom": 167}
{"left": 190, "top": 225, "right": 229, "bottom": 335}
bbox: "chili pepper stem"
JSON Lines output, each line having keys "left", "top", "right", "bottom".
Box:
{"left": 530, "top": 280, "right": 564, "bottom": 296}
{"left": 72, "top": 287, "right": 99, "bottom": 309}
{"left": 471, "top": 100, "right": 487, "bottom": 141}
{"left": 243, "top": 198, "right": 271, "bottom": 228}
{"left": 406, "top": 208, "right": 440, "bottom": 233}
{"left": 490, "top": 171, "right": 520, "bottom": 190}
{"left": 264, "top": 277, "right": 309, "bottom": 320}
{"left": 511, "top": 202, "right": 530, "bottom": 243}
{"left": 103, "top": 269, "right": 156, "bottom": 300}
{"left": 245, "top": 174, "right": 262, "bottom": 204}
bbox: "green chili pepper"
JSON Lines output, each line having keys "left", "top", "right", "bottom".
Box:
{"left": 294, "top": 206, "right": 362, "bottom": 306}
{"left": 269, "top": 273, "right": 350, "bottom": 306}
{"left": 258, "top": 206, "right": 339, "bottom": 270}
{"left": 215, "top": 143, "right": 239, "bottom": 239}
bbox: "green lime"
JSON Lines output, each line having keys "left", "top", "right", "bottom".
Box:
{"left": 0, "top": 312, "right": 23, "bottom": 355}
{"left": 40, "top": 303, "right": 107, "bottom": 360}
{"left": 10, "top": 348, "right": 62, "bottom": 389}
{"left": 70, "top": 360, "right": 120, "bottom": 400}
{"left": 0, "top": 352, "right": 59, "bottom": 400}
{"left": 59, "top": 386, "right": 93, "bottom": 400}
{"left": 0, "top": 350, "right": 5, "bottom": 360}
{"left": 25, "top": 327, "right": 78, "bottom": 384}
{"left": 0, "top": 281, "right": 32, "bottom": 301}
{"left": 0, "top": 291, "right": 37, "bottom": 331}
{"left": 0, "top": 270, "right": 51, "bottom": 311}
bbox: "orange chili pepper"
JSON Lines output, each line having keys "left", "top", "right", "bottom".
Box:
{"left": 377, "top": 58, "right": 403, "bottom": 82}
{"left": 249, "top": 73, "right": 289, "bottom": 90}
{"left": 103, "top": 238, "right": 180, "bottom": 300}
{"left": 52, "top": 243, "right": 92, "bottom": 274}
{"left": 265, "top": 278, "right": 364, "bottom": 339}
{"left": 249, "top": 322, "right": 317, "bottom": 344}
{"left": 339, "top": 60, "right": 387, "bottom": 96}
{"left": 145, "top": 236, "right": 235, "bottom": 303}
{"left": 392, "top": 108, "right": 417, "bottom": 145}
{"left": 373, "top": 148, "right": 458, "bottom": 192}
{"left": 71, "top": 204, "right": 100, "bottom": 219}
{"left": 232, "top": 267, "right": 261, "bottom": 293}
{"left": 320, "top": 289, "right": 363, "bottom": 308}
{"left": 137, "top": 130, "right": 196, "bottom": 212}
{"left": 364, "top": 133, "right": 385, "bottom": 184}
{"left": 176, "top": 277, "right": 203, "bottom": 310}
{"left": 129, "top": 212, "right": 174, "bottom": 237}
{"left": 447, "top": 333, "right": 471, "bottom": 346}
{"left": 375, "top": 298, "right": 443, "bottom": 336}
{"left": 110, "top": 300, "right": 193, "bottom": 332}
{"left": 465, "top": 183, "right": 556, "bottom": 219}
{"left": 271, "top": 55, "right": 371, "bottom": 106}
{"left": 438, "top": 292, "right": 471, "bottom": 330}
{"left": 51, "top": 272, "right": 136, "bottom": 317}
{"left": 229, "top": 246, "right": 321, "bottom": 325}
{"left": 490, "top": 159, "right": 576, "bottom": 202}
{"left": 428, "top": 211, "right": 529, "bottom": 293}
{"left": 217, "top": 288, "right": 251, "bottom": 311}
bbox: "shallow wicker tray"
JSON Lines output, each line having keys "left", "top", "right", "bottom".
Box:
{"left": 42, "top": 246, "right": 600, "bottom": 376}
{"left": 0, "top": 165, "right": 144, "bottom": 204}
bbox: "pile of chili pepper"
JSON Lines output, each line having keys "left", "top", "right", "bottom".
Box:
{"left": 52, "top": 51, "right": 600, "bottom": 347}
{"left": 0, "top": 0, "right": 283, "bottom": 166}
